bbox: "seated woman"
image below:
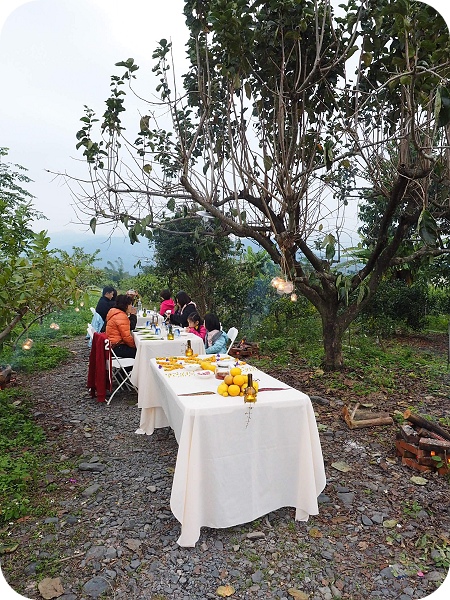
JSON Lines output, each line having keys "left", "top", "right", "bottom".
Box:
{"left": 204, "top": 313, "right": 229, "bottom": 355}
{"left": 159, "top": 288, "right": 175, "bottom": 316}
{"left": 169, "top": 291, "right": 197, "bottom": 328}
{"left": 105, "top": 294, "right": 137, "bottom": 358}
{"left": 186, "top": 312, "right": 207, "bottom": 341}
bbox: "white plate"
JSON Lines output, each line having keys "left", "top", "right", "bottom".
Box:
{"left": 184, "top": 363, "right": 201, "bottom": 371}
{"left": 216, "top": 360, "right": 234, "bottom": 367}
{"left": 195, "top": 370, "right": 213, "bottom": 379}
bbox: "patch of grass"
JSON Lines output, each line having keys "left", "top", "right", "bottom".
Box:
{"left": 0, "top": 387, "right": 46, "bottom": 525}
{"left": 0, "top": 301, "right": 94, "bottom": 373}
{"left": 1, "top": 341, "right": 71, "bottom": 373}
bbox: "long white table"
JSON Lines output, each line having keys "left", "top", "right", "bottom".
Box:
{"left": 135, "top": 357, "right": 326, "bottom": 547}
{"left": 130, "top": 331, "right": 205, "bottom": 414}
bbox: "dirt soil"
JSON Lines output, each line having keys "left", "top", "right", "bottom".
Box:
{"left": 0, "top": 332, "right": 449, "bottom": 599}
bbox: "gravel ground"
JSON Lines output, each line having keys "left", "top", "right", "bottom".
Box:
{"left": 1, "top": 335, "right": 449, "bottom": 599}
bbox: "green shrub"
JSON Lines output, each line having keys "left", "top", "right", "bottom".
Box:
{"left": 361, "top": 279, "right": 430, "bottom": 335}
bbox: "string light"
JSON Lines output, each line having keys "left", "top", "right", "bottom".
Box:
{"left": 49, "top": 323, "right": 60, "bottom": 330}
{"left": 74, "top": 307, "right": 80, "bottom": 312}
{"left": 22, "top": 338, "right": 33, "bottom": 350}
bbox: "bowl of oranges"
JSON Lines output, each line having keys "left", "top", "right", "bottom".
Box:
{"left": 216, "top": 367, "right": 258, "bottom": 397}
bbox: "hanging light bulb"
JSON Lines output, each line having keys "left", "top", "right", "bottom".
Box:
{"left": 74, "top": 307, "right": 80, "bottom": 312}
{"left": 79, "top": 302, "right": 84, "bottom": 307}
{"left": 49, "top": 323, "right": 60, "bottom": 330}
{"left": 271, "top": 276, "right": 284, "bottom": 288}
{"left": 22, "top": 338, "right": 34, "bottom": 350}
{"left": 290, "top": 293, "right": 298, "bottom": 302}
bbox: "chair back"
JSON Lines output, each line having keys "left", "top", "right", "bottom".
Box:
{"left": 90, "top": 307, "right": 96, "bottom": 315}
{"left": 226, "top": 327, "right": 239, "bottom": 352}
{"left": 87, "top": 312, "right": 104, "bottom": 347}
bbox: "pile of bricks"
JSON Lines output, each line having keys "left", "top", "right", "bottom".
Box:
{"left": 229, "top": 339, "right": 260, "bottom": 359}
{"left": 395, "top": 412, "right": 450, "bottom": 475}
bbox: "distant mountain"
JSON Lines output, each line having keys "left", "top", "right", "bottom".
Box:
{"left": 47, "top": 231, "right": 151, "bottom": 274}
{"left": 47, "top": 230, "right": 265, "bottom": 275}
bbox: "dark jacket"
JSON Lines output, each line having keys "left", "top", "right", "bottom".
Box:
{"left": 169, "top": 301, "right": 197, "bottom": 328}
{"left": 95, "top": 295, "right": 115, "bottom": 322}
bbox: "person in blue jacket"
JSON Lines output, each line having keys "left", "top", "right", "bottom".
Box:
{"left": 204, "top": 313, "right": 229, "bottom": 355}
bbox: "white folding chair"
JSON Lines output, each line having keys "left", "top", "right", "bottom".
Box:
{"left": 87, "top": 324, "right": 95, "bottom": 341}
{"left": 90, "top": 307, "right": 96, "bottom": 315}
{"left": 87, "top": 325, "right": 136, "bottom": 404}
{"left": 108, "top": 347, "right": 137, "bottom": 405}
{"left": 226, "top": 327, "right": 239, "bottom": 352}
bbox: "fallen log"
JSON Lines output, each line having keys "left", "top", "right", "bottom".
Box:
{"left": 343, "top": 405, "right": 393, "bottom": 429}
{"left": 415, "top": 427, "right": 447, "bottom": 442}
{"left": 403, "top": 410, "right": 450, "bottom": 442}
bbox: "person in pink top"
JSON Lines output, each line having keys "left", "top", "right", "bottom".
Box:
{"left": 159, "top": 289, "right": 175, "bottom": 316}
{"left": 186, "top": 312, "right": 207, "bottom": 341}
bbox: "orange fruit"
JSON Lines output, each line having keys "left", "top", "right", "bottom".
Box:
{"left": 201, "top": 362, "right": 216, "bottom": 372}
{"left": 217, "top": 383, "right": 228, "bottom": 395}
{"left": 229, "top": 367, "right": 241, "bottom": 377}
{"left": 223, "top": 374, "right": 234, "bottom": 385}
{"left": 227, "top": 384, "right": 240, "bottom": 396}
{"left": 233, "top": 374, "right": 245, "bottom": 387}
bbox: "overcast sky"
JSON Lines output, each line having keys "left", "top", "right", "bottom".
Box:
{"left": 0, "top": 0, "right": 188, "bottom": 238}
{"left": 1, "top": 0, "right": 450, "bottom": 240}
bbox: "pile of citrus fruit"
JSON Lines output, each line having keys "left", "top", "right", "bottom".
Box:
{"left": 216, "top": 367, "right": 258, "bottom": 397}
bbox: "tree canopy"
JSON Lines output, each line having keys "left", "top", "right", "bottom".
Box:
{"left": 0, "top": 149, "right": 96, "bottom": 345}
{"left": 67, "top": 0, "right": 450, "bottom": 369}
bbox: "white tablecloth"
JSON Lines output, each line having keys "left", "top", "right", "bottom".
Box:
{"left": 130, "top": 331, "right": 205, "bottom": 417}
{"left": 135, "top": 358, "right": 326, "bottom": 546}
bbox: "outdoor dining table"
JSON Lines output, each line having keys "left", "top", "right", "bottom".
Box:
{"left": 129, "top": 330, "right": 206, "bottom": 412}
{"left": 134, "top": 356, "right": 326, "bottom": 547}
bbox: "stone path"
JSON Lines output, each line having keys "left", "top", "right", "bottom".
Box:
{"left": 1, "top": 337, "right": 449, "bottom": 599}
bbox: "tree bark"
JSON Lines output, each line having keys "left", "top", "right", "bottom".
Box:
{"left": 321, "top": 309, "right": 344, "bottom": 370}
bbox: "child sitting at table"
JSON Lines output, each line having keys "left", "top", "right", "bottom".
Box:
{"left": 159, "top": 288, "right": 175, "bottom": 316}
{"left": 186, "top": 312, "right": 207, "bottom": 341}
{"left": 204, "top": 313, "right": 229, "bottom": 354}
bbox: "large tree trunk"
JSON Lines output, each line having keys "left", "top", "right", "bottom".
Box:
{"left": 321, "top": 308, "right": 344, "bottom": 371}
